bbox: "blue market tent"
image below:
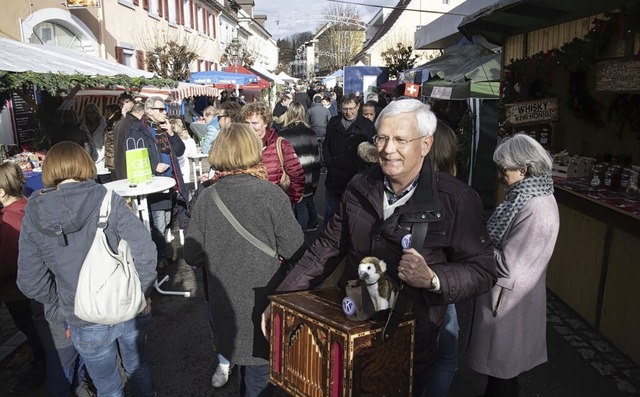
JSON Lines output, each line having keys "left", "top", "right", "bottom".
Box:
{"left": 189, "top": 71, "right": 258, "bottom": 86}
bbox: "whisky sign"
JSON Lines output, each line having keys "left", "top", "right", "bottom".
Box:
{"left": 504, "top": 98, "right": 558, "bottom": 126}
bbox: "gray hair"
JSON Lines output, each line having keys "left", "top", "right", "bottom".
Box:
{"left": 493, "top": 134, "right": 552, "bottom": 176}
{"left": 144, "top": 96, "right": 165, "bottom": 112}
{"left": 374, "top": 98, "right": 437, "bottom": 137}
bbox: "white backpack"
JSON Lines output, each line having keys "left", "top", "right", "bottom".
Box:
{"left": 74, "top": 190, "right": 146, "bottom": 324}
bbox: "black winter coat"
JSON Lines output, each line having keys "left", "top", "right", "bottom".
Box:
{"left": 278, "top": 157, "right": 497, "bottom": 368}
{"left": 323, "top": 114, "right": 375, "bottom": 194}
{"left": 278, "top": 123, "right": 321, "bottom": 196}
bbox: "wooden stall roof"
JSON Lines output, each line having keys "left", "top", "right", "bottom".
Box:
{"left": 458, "top": 0, "right": 631, "bottom": 45}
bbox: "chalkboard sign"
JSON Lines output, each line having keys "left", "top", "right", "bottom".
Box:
{"left": 504, "top": 97, "right": 558, "bottom": 126}
{"left": 595, "top": 58, "right": 640, "bottom": 92}
{"left": 10, "top": 87, "right": 40, "bottom": 147}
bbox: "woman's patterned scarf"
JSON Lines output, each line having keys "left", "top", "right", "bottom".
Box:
{"left": 487, "top": 173, "right": 554, "bottom": 248}
{"left": 209, "top": 163, "right": 268, "bottom": 183}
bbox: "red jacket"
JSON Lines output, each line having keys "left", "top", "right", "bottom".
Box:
{"left": 261, "top": 128, "right": 305, "bottom": 203}
{"left": 0, "top": 197, "right": 28, "bottom": 301}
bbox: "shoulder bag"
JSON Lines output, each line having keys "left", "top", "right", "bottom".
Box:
{"left": 275, "top": 137, "right": 291, "bottom": 192}
{"left": 74, "top": 190, "right": 146, "bottom": 324}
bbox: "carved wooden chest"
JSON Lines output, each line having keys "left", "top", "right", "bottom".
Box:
{"left": 269, "top": 289, "right": 414, "bottom": 397}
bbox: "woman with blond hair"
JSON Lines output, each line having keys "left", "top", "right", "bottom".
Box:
{"left": 17, "top": 141, "right": 157, "bottom": 397}
{"left": 185, "top": 123, "right": 304, "bottom": 396}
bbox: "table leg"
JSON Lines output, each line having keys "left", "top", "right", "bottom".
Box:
{"left": 192, "top": 158, "right": 199, "bottom": 190}
{"left": 138, "top": 195, "right": 151, "bottom": 231}
{"left": 155, "top": 275, "right": 191, "bottom": 297}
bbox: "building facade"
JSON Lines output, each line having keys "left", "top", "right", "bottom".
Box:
{"left": 0, "top": 0, "right": 277, "bottom": 75}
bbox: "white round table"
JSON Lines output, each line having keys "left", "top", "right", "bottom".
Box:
{"left": 104, "top": 176, "right": 176, "bottom": 231}
{"left": 104, "top": 176, "right": 189, "bottom": 297}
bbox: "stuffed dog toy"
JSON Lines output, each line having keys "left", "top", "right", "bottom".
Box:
{"left": 358, "top": 256, "right": 398, "bottom": 311}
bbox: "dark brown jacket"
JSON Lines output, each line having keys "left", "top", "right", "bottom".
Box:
{"left": 278, "top": 156, "right": 497, "bottom": 367}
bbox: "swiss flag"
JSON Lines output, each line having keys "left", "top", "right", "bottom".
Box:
{"left": 404, "top": 83, "right": 420, "bottom": 97}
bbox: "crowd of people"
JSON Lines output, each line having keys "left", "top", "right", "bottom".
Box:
{"left": 0, "top": 82, "right": 559, "bottom": 397}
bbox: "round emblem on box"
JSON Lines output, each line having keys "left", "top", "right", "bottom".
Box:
{"left": 342, "top": 297, "right": 356, "bottom": 316}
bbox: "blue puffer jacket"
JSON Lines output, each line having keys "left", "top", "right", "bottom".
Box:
{"left": 17, "top": 181, "right": 157, "bottom": 326}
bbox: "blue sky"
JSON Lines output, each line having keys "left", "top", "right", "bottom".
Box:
{"left": 254, "top": 0, "right": 399, "bottom": 39}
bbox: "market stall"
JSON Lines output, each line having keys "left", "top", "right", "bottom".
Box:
{"left": 460, "top": 0, "right": 640, "bottom": 363}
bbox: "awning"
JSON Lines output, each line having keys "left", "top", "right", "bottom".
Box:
{"left": 277, "top": 71, "right": 297, "bottom": 83}
{"left": 223, "top": 65, "right": 270, "bottom": 90}
{"left": 189, "top": 70, "right": 258, "bottom": 86}
{"left": 0, "top": 37, "right": 152, "bottom": 77}
{"left": 75, "top": 82, "right": 218, "bottom": 100}
{"left": 458, "top": 0, "right": 629, "bottom": 46}
{"left": 422, "top": 80, "right": 500, "bottom": 100}
{"left": 250, "top": 65, "right": 284, "bottom": 85}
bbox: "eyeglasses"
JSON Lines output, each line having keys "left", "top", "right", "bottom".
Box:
{"left": 341, "top": 106, "right": 358, "bottom": 112}
{"left": 372, "top": 135, "right": 423, "bottom": 148}
{"left": 217, "top": 114, "right": 228, "bottom": 121}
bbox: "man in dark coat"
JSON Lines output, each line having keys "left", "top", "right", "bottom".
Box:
{"left": 127, "top": 96, "right": 187, "bottom": 268}
{"left": 322, "top": 93, "right": 375, "bottom": 222}
{"left": 265, "top": 98, "right": 497, "bottom": 397}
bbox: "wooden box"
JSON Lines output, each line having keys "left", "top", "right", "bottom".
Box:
{"left": 269, "top": 289, "right": 415, "bottom": 397}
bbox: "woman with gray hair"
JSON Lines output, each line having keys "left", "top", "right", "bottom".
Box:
{"left": 467, "top": 133, "right": 559, "bottom": 397}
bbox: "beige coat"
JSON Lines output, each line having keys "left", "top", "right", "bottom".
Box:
{"left": 467, "top": 194, "right": 559, "bottom": 379}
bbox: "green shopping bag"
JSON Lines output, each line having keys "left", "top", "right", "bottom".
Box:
{"left": 125, "top": 138, "right": 153, "bottom": 186}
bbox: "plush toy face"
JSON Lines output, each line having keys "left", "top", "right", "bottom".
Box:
{"left": 358, "top": 257, "right": 387, "bottom": 282}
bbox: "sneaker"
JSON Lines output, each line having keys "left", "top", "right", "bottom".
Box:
{"left": 165, "top": 229, "right": 175, "bottom": 243}
{"left": 211, "top": 362, "right": 230, "bottom": 388}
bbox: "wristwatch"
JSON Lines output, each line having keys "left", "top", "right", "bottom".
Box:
{"left": 427, "top": 273, "right": 440, "bottom": 291}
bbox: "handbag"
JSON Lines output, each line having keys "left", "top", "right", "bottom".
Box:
{"left": 211, "top": 184, "right": 279, "bottom": 259}
{"left": 275, "top": 137, "right": 291, "bottom": 192}
{"left": 125, "top": 137, "right": 153, "bottom": 186}
{"left": 74, "top": 190, "right": 147, "bottom": 324}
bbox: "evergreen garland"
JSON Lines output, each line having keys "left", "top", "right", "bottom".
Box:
{"left": 501, "top": 5, "right": 640, "bottom": 130}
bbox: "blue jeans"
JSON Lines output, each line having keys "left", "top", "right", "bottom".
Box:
{"left": 324, "top": 190, "right": 342, "bottom": 224}
{"left": 238, "top": 364, "right": 272, "bottom": 397}
{"left": 68, "top": 314, "right": 155, "bottom": 397}
{"left": 150, "top": 209, "right": 171, "bottom": 259}
{"left": 295, "top": 195, "right": 318, "bottom": 232}
{"left": 417, "top": 304, "right": 459, "bottom": 397}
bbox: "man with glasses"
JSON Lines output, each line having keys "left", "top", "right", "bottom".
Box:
{"left": 322, "top": 93, "right": 376, "bottom": 223}
{"left": 127, "top": 96, "right": 188, "bottom": 269}
{"left": 266, "top": 99, "right": 496, "bottom": 397}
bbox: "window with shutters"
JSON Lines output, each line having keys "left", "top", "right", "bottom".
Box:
{"left": 167, "top": 0, "right": 176, "bottom": 24}
{"left": 116, "top": 46, "right": 135, "bottom": 67}
{"left": 182, "top": 0, "right": 191, "bottom": 28}
{"left": 149, "top": 0, "right": 158, "bottom": 15}
{"left": 208, "top": 13, "right": 215, "bottom": 38}
{"left": 136, "top": 50, "right": 145, "bottom": 70}
{"left": 197, "top": 5, "right": 204, "bottom": 34}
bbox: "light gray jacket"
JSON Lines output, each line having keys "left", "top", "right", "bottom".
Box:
{"left": 184, "top": 174, "right": 304, "bottom": 366}
{"left": 467, "top": 194, "right": 559, "bottom": 378}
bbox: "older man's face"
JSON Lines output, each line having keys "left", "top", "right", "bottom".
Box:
{"left": 147, "top": 101, "right": 167, "bottom": 123}
{"left": 375, "top": 113, "right": 431, "bottom": 185}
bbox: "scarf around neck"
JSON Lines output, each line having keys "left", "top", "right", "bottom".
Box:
{"left": 487, "top": 173, "right": 554, "bottom": 248}
{"left": 209, "top": 163, "right": 268, "bottom": 183}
